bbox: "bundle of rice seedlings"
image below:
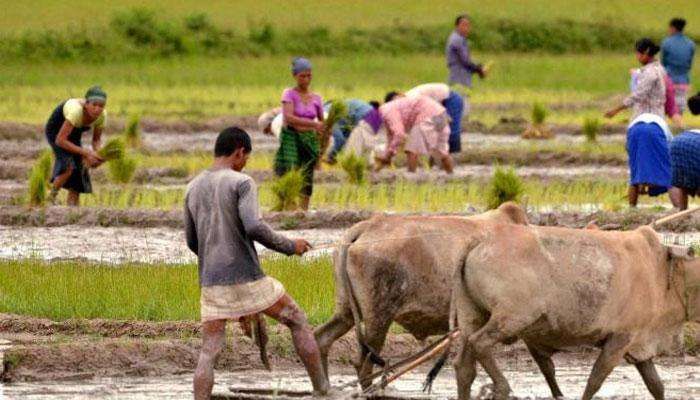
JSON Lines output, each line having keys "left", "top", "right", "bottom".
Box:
{"left": 124, "top": 114, "right": 141, "bottom": 148}
{"left": 582, "top": 117, "right": 601, "bottom": 143}
{"left": 37, "top": 148, "right": 53, "bottom": 180}
{"left": 522, "top": 103, "right": 552, "bottom": 139}
{"left": 98, "top": 137, "right": 125, "bottom": 161}
{"left": 318, "top": 100, "right": 348, "bottom": 167}
{"left": 486, "top": 165, "right": 525, "bottom": 209}
{"left": 339, "top": 151, "right": 367, "bottom": 185}
{"left": 271, "top": 169, "right": 305, "bottom": 211}
{"left": 108, "top": 155, "right": 138, "bottom": 184}
{"left": 27, "top": 164, "right": 48, "bottom": 207}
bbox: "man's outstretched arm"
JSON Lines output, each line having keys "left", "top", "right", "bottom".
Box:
{"left": 238, "top": 179, "right": 297, "bottom": 255}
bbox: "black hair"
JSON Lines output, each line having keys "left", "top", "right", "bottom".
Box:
{"left": 384, "top": 91, "right": 400, "bottom": 103}
{"left": 670, "top": 18, "right": 687, "bottom": 32}
{"left": 635, "top": 38, "right": 660, "bottom": 57}
{"left": 214, "top": 126, "right": 252, "bottom": 157}
{"left": 369, "top": 100, "right": 380, "bottom": 109}
{"left": 454, "top": 14, "right": 469, "bottom": 26}
{"left": 688, "top": 92, "right": 700, "bottom": 116}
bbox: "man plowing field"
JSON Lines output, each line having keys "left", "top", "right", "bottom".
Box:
{"left": 184, "top": 127, "right": 329, "bottom": 399}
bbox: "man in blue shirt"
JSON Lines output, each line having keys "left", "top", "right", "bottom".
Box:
{"left": 324, "top": 99, "right": 380, "bottom": 163}
{"left": 446, "top": 14, "right": 486, "bottom": 88}
{"left": 662, "top": 18, "right": 696, "bottom": 114}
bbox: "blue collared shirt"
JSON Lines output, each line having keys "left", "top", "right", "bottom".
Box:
{"left": 661, "top": 33, "right": 696, "bottom": 84}
{"left": 445, "top": 31, "right": 481, "bottom": 87}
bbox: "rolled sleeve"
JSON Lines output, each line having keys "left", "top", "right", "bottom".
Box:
{"left": 184, "top": 196, "right": 198, "bottom": 255}
{"left": 238, "top": 179, "right": 296, "bottom": 255}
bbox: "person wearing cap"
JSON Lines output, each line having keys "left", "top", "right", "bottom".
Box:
{"left": 45, "top": 86, "right": 107, "bottom": 206}
{"left": 274, "top": 57, "right": 324, "bottom": 210}
{"left": 669, "top": 93, "right": 700, "bottom": 210}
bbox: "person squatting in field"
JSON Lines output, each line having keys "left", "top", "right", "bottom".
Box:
{"left": 375, "top": 91, "right": 454, "bottom": 174}
{"left": 45, "top": 86, "right": 107, "bottom": 206}
{"left": 185, "top": 127, "right": 329, "bottom": 400}
{"left": 273, "top": 57, "right": 324, "bottom": 211}
{"left": 670, "top": 93, "right": 700, "bottom": 210}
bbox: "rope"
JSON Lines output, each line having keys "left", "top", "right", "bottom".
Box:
{"left": 303, "top": 230, "right": 472, "bottom": 254}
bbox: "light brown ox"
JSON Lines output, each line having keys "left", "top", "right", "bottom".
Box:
{"left": 314, "top": 203, "right": 531, "bottom": 387}
{"left": 446, "top": 217, "right": 700, "bottom": 400}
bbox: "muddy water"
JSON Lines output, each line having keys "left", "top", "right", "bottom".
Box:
{"left": 0, "top": 226, "right": 343, "bottom": 264}
{"left": 4, "top": 360, "right": 700, "bottom": 399}
{"left": 2, "top": 224, "right": 699, "bottom": 264}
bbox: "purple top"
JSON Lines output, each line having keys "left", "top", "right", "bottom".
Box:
{"left": 362, "top": 109, "right": 382, "bottom": 133}
{"left": 281, "top": 88, "right": 323, "bottom": 120}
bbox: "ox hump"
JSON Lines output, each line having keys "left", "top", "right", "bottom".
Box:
{"left": 496, "top": 202, "right": 529, "bottom": 225}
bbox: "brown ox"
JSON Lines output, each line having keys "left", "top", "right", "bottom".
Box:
{"left": 314, "top": 203, "right": 529, "bottom": 386}
{"left": 447, "top": 219, "right": 700, "bottom": 400}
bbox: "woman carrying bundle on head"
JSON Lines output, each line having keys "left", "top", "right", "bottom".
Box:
{"left": 45, "top": 86, "right": 107, "bottom": 206}
{"left": 274, "top": 57, "right": 324, "bottom": 211}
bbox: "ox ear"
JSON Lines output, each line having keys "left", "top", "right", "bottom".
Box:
{"left": 496, "top": 202, "right": 529, "bottom": 225}
{"left": 666, "top": 244, "right": 695, "bottom": 260}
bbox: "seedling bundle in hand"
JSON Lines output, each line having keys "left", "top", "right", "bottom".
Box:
{"left": 99, "top": 136, "right": 137, "bottom": 184}
{"left": 98, "top": 137, "right": 126, "bottom": 161}
{"left": 318, "top": 100, "right": 348, "bottom": 167}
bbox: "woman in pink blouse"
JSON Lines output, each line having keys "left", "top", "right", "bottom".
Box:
{"left": 375, "top": 93, "right": 454, "bottom": 173}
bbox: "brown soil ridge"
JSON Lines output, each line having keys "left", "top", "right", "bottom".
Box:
{"left": 0, "top": 314, "right": 421, "bottom": 383}
{"left": 2, "top": 206, "right": 700, "bottom": 233}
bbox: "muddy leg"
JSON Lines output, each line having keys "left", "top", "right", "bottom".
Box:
{"left": 314, "top": 311, "right": 354, "bottom": 380}
{"left": 634, "top": 359, "right": 664, "bottom": 400}
{"left": 628, "top": 185, "right": 639, "bottom": 207}
{"left": 265, "top": 295, "right": 330, "bottom": 395}
{"left": 406, "top": 152, "right": 419, "bottom": 172}
{"left": 468, "top": 316, "right": 524, "bottom": 400}
{"left": 526, "top": 343, "right": 564, "bottom": 399}
{"left": 581, "top": 333, "right": 630, "bottom": 400}
{"left": 194, "top": 319, "right": 226, "bottom": 400}
{"left": 356, "top": 319, "right": 391, "bottom": 389}
{"left": 67, "top": 190, "right": 80, "bottom": 207}
{"left": 453, "top": 337, "right": 477, "bottom": 400}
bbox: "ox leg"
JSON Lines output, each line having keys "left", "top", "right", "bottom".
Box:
{"left": 453, "top": 335, "right": 477, "bottom": 400}
{"left": 634, "top": 359, "right": 664, "bottom": 400}
{"left": 581, "top": 333, "right": 630, "bottom": 400}
{"left": 314, "top": 311, "right": 354, "bottom": 380}
{"left": 356, "top": 318, "right": 392, "bottom": 389}
{"left": 526, "top": 343, "right": 564, "bottom": 399}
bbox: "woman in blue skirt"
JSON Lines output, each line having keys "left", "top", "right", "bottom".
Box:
{"left": 625, "top": 113, "right": 672, "bottom": 207}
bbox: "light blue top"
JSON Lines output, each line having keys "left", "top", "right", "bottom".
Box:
{"left": 661, "top": 33, "right": 696, "bottom": 84}
{"left": 445, "top": 31, "right": 481, "bottom": 87}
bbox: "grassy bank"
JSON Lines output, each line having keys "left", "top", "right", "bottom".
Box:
{"left": 0, "top": 256, "right": 335, "bottom": 324}
{"left": 4, "top": 53, "right": 700, "bottom": 125}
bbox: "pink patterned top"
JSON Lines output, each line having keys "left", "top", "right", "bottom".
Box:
{"left": 281, "top": 88, "right": 323, "bottom": 121}
{"left": 379, "top": 96, "right": 446, "bottom": 155}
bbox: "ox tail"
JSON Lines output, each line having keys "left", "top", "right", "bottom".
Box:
{"left": 338, "top": 223, "right": 386, "bottom": 368}
{"left": 423, "top": 254, "right": 468, "bottom": 393}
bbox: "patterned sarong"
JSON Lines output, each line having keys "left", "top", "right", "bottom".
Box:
{"left": 200, "top": 276, "right": 285, "bottom": 322}
{"left": 274, "top": 126, "right": 320, "bottom": 196}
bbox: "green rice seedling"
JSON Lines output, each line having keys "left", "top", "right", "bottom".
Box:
{"left": 108, "top": 155, "right": 138, "bottom": 184}
{"left": 123, "top": 114, "right": 141, "bottom": 148}
{"left": 338, "top": 151, "right": 366, "bottom": 185}
{"left": 37, "top": 148, "right": 53, "bottom": 180}
{"left": 582, "top": 117, "right": 601, "bottom": 143}
{"left": 26, "top": 164, "right": 48, "bottom": 207}
{"left": 98, "top": 137, "right": 126, "bottom": 161}
{"left": 319, "top": 100, "right": 348, "bottom": 166}
{"left": 531, "top": 102, "right": 548, "bottom": 125}
{"left": 271, "top": 169, "right": 304, "bottom": 211}
{"left": 486, "top": 165, "right": 525, "bottom": 209}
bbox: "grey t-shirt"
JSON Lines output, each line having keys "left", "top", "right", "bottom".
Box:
{"left": 184, "top": 169, "right": 296, "bottom": 287}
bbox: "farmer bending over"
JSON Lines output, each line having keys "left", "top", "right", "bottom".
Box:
{"left": 45, "top": 86, "right": 107, "bottom": 206}
{"left": 376, "top": 92, "right": 454, "bottom": 173}
{"left": 185, "top": 127, "right": 330, "bottom": 399}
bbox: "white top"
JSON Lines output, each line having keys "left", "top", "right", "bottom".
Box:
{"left": 406, "top": 83, "right": 451, "bottom": 102}
{"left": 629, "top": 113, "right": 673, "bottom": 142}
